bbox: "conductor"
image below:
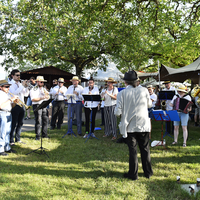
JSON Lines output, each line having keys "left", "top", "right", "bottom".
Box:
{"left": 114, "top": 70, "right": 153, "bottom": 180}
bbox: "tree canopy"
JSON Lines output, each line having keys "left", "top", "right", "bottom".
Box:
{"left": 0, "top": 0, "right": 200, "bottom": 76}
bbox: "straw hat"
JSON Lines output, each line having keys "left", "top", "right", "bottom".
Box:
{"left": 58, "top": 78, "right": 65, "bottom": 83}
{"left": 0, "top": 80, "right": 11, "bottom": 86}
{"left": 70, "top": 76, "right": 81, "bottom": 82}
{"left": 105, "top": 77, "right": 117, "bottom": 84}
{"left": 177, "top": 84, "right": 187, "bottom": 93}
{"left": 147, "top": 85, "right": 155, "bottom": 89}
{"left": 36, "top": 76, "right": 47, "bottom": 82}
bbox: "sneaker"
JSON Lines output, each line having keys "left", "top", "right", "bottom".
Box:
{"left": 83, "top": 134, "right": 88, "bottom": 139}
{"left": 103, "top": 134, "right": 108, "bottom": 137}
{"left": 91, "top": 133, "right": 95, "bottom": 137}
{"left": 111, "top": 137, "right": 117, "bottom": 140}
{"left": 24, "top": 116, "right": 31, "bottom": 120}
{"left": 16, "top": 140, "right": 26, "bottom": 144}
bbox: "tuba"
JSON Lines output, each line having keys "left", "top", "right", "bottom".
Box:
{"left": 191, "top": 86, "right": 200, "bottom": 98}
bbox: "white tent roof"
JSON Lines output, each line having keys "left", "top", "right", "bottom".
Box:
{"left": 93, "top": 62, "right": 123, "bottom": 81}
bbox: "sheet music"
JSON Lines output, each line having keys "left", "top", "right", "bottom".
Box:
{"left": 66, "top": 94, "right": 76, "bottom": 103}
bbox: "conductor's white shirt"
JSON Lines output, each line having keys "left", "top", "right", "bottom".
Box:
{"left": 114, "top": 85, "right": 152, "bottom": 138}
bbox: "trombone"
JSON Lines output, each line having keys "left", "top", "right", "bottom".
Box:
{"left": 8, "top": 92, "right": 31, "bottom": 110}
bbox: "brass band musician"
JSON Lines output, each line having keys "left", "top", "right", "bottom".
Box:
{"left": 9, "top": 69, "right": 29, "bottom": 145}
{"left": 49, "top": 78, "right": 67, "bottom": 130}
{"left": 30, "top": 76, "right": 49, "bottom": 140}
{"left": 0, "top": 80, "right": 18, "bottom": 156}
{"left": 162, "top": 80, "right": 176, "bottom": 136}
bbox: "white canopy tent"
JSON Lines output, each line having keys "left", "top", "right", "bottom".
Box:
{"left": 93, "top": 62, "right": 123, "bottom": 82}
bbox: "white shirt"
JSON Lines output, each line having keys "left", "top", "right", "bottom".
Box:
{"left": 0, "top": 91, "right": 12, "bottom": 111}
{"left": 150, "top": 93, "right": 157, "bottom": 108}
{"left": 114, "top": 85, "right": 152, "bottom": 138}
{"left": 101, "top": 87, "right": 118, "bottom": 107}
{"left": 9, "top": 79, "right": 29, "bottom": 103}
{"left": 163, "top": 86, "right": 176, "bottom": 110}
{"left": 30, "top": 86, "right": 49, "bottom": 105}
{"left": 50, "top": 85, "right": 68, "bottom": 101}
{"left": 65, "top": 85, "right": 84, "bottom": 101}
{"left": 82, "top": 86, "right": 100, "bottom": 108}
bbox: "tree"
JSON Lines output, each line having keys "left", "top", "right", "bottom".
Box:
{"left": 1, "top": 0, "right": 200, "bottom": 75}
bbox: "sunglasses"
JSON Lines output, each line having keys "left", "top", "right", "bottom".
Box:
{"left": 39, "top": 82, "right": 44, "bottom": 84}
{"left": 15, "top": 74, "right": 20, "bottom": 77}
{"left": 3, "top": 85, "right": 10, "bottom": 88}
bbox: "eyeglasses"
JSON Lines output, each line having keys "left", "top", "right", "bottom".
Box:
{"left": 3, "top": 85, "right": 10, "bottom": 88}
{"left": 15, "top": 74, "right": 20, "bottom": 77}
{"left": 39, "top": 82, "right": 44, "bottom": 84}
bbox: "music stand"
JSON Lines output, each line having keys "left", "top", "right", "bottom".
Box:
{"left": 159, "top": 90, "right": 176, "bottom": 138}
{"left": 152, "top": 110, "right": 180, "bottom": 149}
{"left": 26, "top": 98, "right": 53, "bottom": 158}
{"left": 62, "top": 94, "right": 77, "bottom": 138}
{"left": 82, "top": 94, "right": 101, "bottom": 142}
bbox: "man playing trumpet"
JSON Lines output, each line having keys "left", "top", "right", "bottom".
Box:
{"left": 9, "top": 69, "right": 29, "bottom": 145}
{"left": 30, "top": 76, "right": 50, "bottom": 140}
{"left": 0, "top": 80, "right": 19, "bottom": 155}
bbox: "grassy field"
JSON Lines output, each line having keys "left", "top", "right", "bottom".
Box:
{"left": 1, "top": 117, "right": 200, "bottom": 200}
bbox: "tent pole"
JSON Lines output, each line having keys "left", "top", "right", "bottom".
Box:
{"left": 158, "top": 60, "right": 161, "bottom": 89}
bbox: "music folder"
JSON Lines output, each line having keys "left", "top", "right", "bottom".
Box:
{"left": 159, "top": 91, "right": 175, "bottom": 100}
{"left": 82, "top": 94, "right": 101, "bottom": 102}
{"left": 34, "top": 98, "right": 53, "bottom": 112}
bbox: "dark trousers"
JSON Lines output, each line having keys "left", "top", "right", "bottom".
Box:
{"left": 84, "top": 107, "right": 98, "bottom": 133}
{"left": 51, "top": 101, "right": 65, "bottom": 128}
{"left": 126, "top": 132, "right": 153, "bottom": 179}
{"left": 10, "top": 105, "right": 25, "bottom": 143}
{"left": 100, "top": 107, "right": 105, "bottom": 125}
{"left": 165, "top": 121, "right": 174, "bottom": 135}
{"left": 33, "top": 104, "right": 48, "bottom": 139}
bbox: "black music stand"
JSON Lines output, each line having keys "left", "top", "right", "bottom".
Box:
{"left": 82, "top": 94, "right": 101, "bottom": 142}
{"left": 159, "top": 90, "right": 176, "bottom": 138}
{"left": 62, "top": 94, "right": 77, "bottom": 138}
{"left": 26, "top": 98, "right": 53, "bottom": 158}
{"left": 152, "top": 110, "right": 180, "bottom": 149}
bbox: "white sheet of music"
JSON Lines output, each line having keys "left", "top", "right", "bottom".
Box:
{"left": 66, "top": 94, "right": 76, "bottom": 103}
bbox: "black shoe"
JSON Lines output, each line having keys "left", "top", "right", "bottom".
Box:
{"left": 0, "top": 152, "right": 8, "bottom": 156}
{"left": 6, "top": 149, "right": 17, "bottom": 153}
{"left": 144, "top": 173, "right": 153, "bottom": 179}
{"left": 35, "top": 137, "right": 40, "bottom": 140}
{"left": 50, "top": 126, "right": 55, "bottom": 130}
{"left": 123, "top": 173, "right": 138, "bottom": 180}
{"left": 42, "top": 136, "right": 50, "bottom": 139}
{"left": 78, "top": 134, "right": 83, "bottom": 136}
{"left": 116, "top": 137, "right": 125, "bottom": 144}
{"left": 57, "top": 126, "right": 61, "bottom": 130}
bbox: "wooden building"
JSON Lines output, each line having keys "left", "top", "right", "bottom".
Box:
{"left": 20, "top": 66, "right": 88, "bottom": 88}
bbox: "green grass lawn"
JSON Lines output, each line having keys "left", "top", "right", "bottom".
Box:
{"left": 1, "top": 118, "right": 200, "bottom": 200}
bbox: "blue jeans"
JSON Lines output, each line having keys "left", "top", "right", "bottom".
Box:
{"left": 67, "top": 102, "right": 82, "bottom": 135}
{"left": 0, "top": 112, "right": 11, "bottom": 153}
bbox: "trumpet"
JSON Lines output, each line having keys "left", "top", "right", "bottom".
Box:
{"left": 8, "top": 92, "right": 31, "bottom": 110}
